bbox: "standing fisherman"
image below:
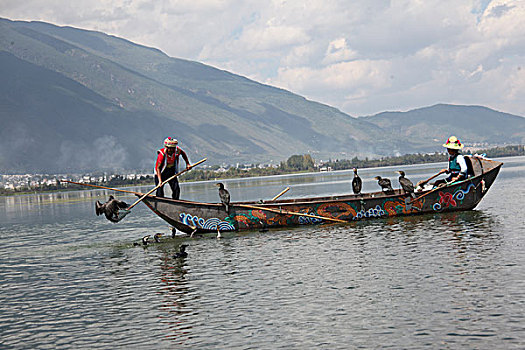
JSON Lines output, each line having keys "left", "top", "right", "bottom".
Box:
{"left": 155, "top": 137, "right": 191, "bottom": 199}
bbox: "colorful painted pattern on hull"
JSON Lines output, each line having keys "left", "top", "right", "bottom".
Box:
{"left": 229, "top": 197, "right": 425, "bottom": 230}
{"left": 179, "top": 212, "right": 235, "bottom": 231}
{"left": 432, "top": 183, "right": 476, "bottom": 211}
{"left": 177, "top": 183, "right": 476, "bottom": 231}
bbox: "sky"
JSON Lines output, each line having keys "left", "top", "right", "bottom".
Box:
{"left": 1, "top": 0, "right": 525, "bottom": 117}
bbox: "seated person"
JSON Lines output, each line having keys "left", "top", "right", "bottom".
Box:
{"left": 418, "top": 136, "right": 468, "bottom": 189}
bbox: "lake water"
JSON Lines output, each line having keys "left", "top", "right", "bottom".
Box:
{"left": 1, "top": 157, "right": 524, "bottom": 349}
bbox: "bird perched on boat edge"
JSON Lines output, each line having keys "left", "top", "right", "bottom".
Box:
{"left": 396, "top": 171, "right": 416, "bottom": 198}
{"left": 173, "top": 244, "right": 188, "bottom": 259}
{"left": 216, "top": 183, "right": 230, "bottom": 214}
{"left": 374, "top": 176, "right": 394, "bottom": 193}
{"left": 95, "top": 195, "right": 129, "bottom": 223}
{"left": 352, "top": 168, "right": 362, "bottom": 195}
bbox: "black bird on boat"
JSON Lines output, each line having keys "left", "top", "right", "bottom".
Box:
{"left": 216, "top": 183, "right": 230, "bottom": 213}
{"left": 396, "top": 171, "right": 416, "bottom": 198}
{"left": 374, "top": 176, "right": 394, "bottom": 193}
{"left": 95, "top": 195, "right": 129, "bottom": 223}
{"left": 352, "top": 168, "right": 362, "bottom": 194}
{"left": 173, "top": 244, "right": 188, "bottom": 259}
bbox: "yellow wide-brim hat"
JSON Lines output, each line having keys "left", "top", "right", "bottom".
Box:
{"left": 443, "top": 136, "right": 464, "bottom": 150}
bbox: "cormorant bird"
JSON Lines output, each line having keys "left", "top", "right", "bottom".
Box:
{"left": 154, "top": 233, "right": 162, "bottom": 243}
{"left": 216, "top": 183, "right": 230, "bottom": 213}
{"left": 133, "top": 235, "right": 151, "bottom": 246}
{"left": 173, "top": 244, "right": 188, "bottom": 259}
{"left": 396, "top": 171, "right": 416, "bottom": 198}
{"left": 374, "top": 176, "right": 394, "bottom": 193}
{"left": 352, "top": 168, "right": 362, "bottom": 195}
{"left": 95, "top": 195, "right": 128, "bottom": 223}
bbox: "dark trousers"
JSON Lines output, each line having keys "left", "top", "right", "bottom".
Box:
{"left": 155, "top": 167, "right": 180, "bottom": 199}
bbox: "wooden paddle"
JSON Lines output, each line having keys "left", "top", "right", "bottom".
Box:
{"left": 270, "top": 187, "right": 290, "bottom": 201}
{"left": 416, "top": 169, "right": 447, "bottom": 189}
{"left": 409, "top": 178, "right": 467, "bottom": 204}
{"left": 410, "top": 173, "right": 476, "bottom": 205}
{"left": 409, "top": 186, "right": 442, "bottom": 204}
{"left": 238, "top": 204, "right": 347, "bottom": 224}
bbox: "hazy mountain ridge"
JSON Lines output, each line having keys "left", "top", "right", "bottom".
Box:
{"left": 0, "top": 18, "right": 523, "bottom": 173}
{"left": 362, "top": 104, "right": 525, "bottom": 149}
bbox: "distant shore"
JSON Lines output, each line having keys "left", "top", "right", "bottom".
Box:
{"left": 1, "top": 145, "right": 523, "bottom": 196}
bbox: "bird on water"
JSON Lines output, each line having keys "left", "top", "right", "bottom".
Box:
{"left": 374, "top": 176, "right": 394, "bottom": 193}
{"left": 396, "top": 171, "right": 416, "bottom": 198}
{"left": 352, "top": 168, "right": 362, "bottom": 195}
{"left": 216, "top": 183, "right": 230, "bottom": 213}
{"left": 133, "top": 235, "right": 151, "bottom": 247}
{"left": 173, "top": 244, "right": 188, "bottom": 259}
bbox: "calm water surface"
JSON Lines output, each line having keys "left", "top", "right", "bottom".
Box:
{"left": 1, "top": 157, "right": 524, "bottom": 349}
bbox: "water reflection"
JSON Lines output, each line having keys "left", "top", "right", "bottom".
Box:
{"left": 157, "top": 246, "right": 195, "bottom": 345}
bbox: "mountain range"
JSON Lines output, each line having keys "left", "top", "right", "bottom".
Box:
{"left": 1, "top": 18, "right": 524, "bottom": 173}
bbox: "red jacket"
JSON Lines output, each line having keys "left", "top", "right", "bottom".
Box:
{"left": 155, "top": 147, "right": 181, "bottom": 173}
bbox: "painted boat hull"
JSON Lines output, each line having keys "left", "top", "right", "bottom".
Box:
{"left": 140, "top": 157, "right": 502, "bottom": 234}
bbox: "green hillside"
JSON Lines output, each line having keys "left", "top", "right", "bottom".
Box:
{"left": 0, "top": 18, "right": 387, "bottom": 172}
{"left": 362, "top": 104, "right": 525, "bottom": 153}
{"left": 0, "top": 18, "right": 524, "bottom": 173}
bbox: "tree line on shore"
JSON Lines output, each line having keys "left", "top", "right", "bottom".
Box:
{"left": 1, "top": 145, "right": 523, "bottom": 196}
{"left": 181, "top": 145, "right": 524, "bottom": 181}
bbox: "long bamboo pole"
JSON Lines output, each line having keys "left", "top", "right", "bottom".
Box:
{"left": 238, "top": 204, "right": 347, "bottom": 224}
{"left": 126, "top": 158, "right": 207, "bottom": 210}
{"left": 60, "top": 180, "right": 144, "bottom": 195}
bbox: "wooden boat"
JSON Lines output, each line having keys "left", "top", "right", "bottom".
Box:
{"left": 140, "top": 156, "right": 503, "bottom": 234}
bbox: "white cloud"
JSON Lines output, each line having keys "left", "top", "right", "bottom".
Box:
{"left": 238, "top": 24, "right": 310, "bottom": 51}
{"left": 275, "top": 59, "right": 392, "bottom": 92}
{"left": 323, "top": 38, "right": 357, "bottom": 65}
{"left": 1, "top": 0, "right": 525, "bottom": 116}
{"left": 281, "top": 44, "right": 320, "bottom": 67}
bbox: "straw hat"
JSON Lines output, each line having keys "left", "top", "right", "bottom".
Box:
{"left": 443, "top": 136, "right": 464, "bottom": 150}
{"left": 164, "top": 137, "right": 178, "bottom": 148}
